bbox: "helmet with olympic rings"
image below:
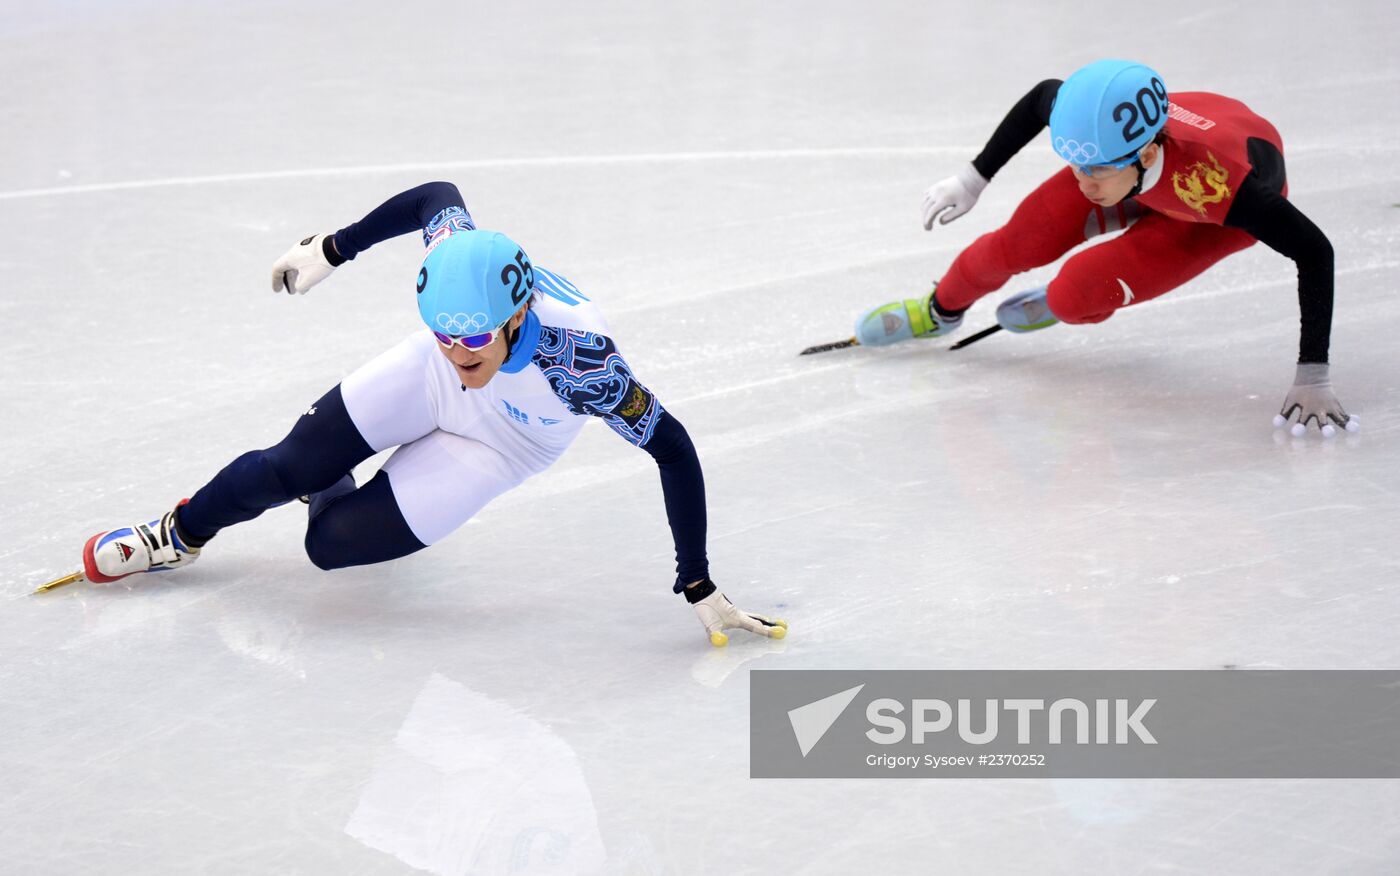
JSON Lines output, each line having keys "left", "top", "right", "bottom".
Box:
{"left": 1049, "top": 59, "right": 1169, "bottom": 172}
{"left": 416, "top": 229, "right": 536, "bottom": 337}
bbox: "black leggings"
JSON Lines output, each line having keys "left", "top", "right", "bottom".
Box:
{"left": 178, "top": 385, "right": 427, "bottom": 569}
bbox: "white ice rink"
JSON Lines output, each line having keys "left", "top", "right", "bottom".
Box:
{"left": 4, "top": 1, "right": 1400, "bottom": 872}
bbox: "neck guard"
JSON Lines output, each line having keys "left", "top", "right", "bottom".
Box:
{"left": 498, "top": 309, "right": 541, "bottom": 374}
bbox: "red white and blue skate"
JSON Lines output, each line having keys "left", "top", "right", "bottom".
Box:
{"left": 84, "top": 502, "right": 200, "bottom": 583}
{"left": 35, "top": 503, "right": 200, "bottom": 594}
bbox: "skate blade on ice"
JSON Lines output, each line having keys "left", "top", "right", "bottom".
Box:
{"left": 799, "top": 337, "right": 859, "bottom": 356}
{"left": 802, "top": 327, "right": 1002, "bottom": 355}
{"left": 33, "top": 571, "right": 86, "bottom": 595}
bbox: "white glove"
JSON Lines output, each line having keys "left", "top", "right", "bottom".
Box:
{"left": 683, "top": 579, "right": 787, "bottom": 647}
{"left": 271, "top": 233, "right": 340, "bottom": 295}
{"left": 1273, "top": 362, "right": 1358, "bottom": 438}
{"left": 921, "top": 163, "right": 989, "bottom": 230}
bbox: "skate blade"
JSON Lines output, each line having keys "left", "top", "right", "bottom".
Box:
{"left": 33, "top": 571, "right": 86, "bottom": 595}
{"left": 799, "top": 337, "right": 859, "bottom": 356}
{"left": 948, "top": 324, "right": 1003, "bottom": 350}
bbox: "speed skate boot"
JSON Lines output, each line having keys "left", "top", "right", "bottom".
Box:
{"left": 854, "top": 283, "right": 964, "bottom": 347}
{"left": 82, "top": 501, "right": 201, "bottom": 584}
{"left": 996, "top": 286, "right": 1059, "bottom": 333}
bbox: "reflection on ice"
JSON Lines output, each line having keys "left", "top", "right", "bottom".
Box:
{"left": 346, "top": 673, "right": 605, "bottom": 875}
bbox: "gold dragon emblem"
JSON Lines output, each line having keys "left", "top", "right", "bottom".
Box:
{"left": 1172, "top": 150, "right": 1232, "bottom": 216}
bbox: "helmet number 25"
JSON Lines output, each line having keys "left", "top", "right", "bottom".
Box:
{"left": 500, "top": 250, "right": 535, "bottom": 306}
{"left": 1111, "top": 77, "right": 1168, "bottom": 144}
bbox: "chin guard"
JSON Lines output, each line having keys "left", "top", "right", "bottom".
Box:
{"left": 1126, "top": 156, "right": 1148, "bottom": 199}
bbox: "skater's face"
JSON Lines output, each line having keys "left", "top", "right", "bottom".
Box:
{"left": 437, "top": 305, "right": 529, "bottom": 389}
{"left": 1072, "top": 142, "right": 1160, "bottom": 207}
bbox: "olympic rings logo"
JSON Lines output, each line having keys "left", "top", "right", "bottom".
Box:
{"left": 1054, "top": 137, "right": 1100, "bottom": 165}
{"left": 436, "top": 311, "right": 490, "bottom": 334}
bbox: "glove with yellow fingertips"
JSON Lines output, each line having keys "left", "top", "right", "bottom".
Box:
{"left": 682, "top": 578, "right": 787, "bottom": 647}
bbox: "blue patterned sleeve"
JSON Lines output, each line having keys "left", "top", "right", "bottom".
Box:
{"left": 535, "top": 326, "right": 707, "bottom": 583}
{"left": 421, "top": 205, "right": 475, "bottom": 250}
{"left": 332, "top": 181, "right": 476, "bottom": 261}
{"left": 534, "top": 327, "right": 665, "bottom": 447}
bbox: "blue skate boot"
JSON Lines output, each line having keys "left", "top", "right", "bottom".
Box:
{"left": 83, "top": 501, "right": 201, "bottom": 584}
{"left": 996, "top": 286, "right": 1059, "bottom": 333}
{"left": 854, "top": 284, "right": 964, "bottom": 347}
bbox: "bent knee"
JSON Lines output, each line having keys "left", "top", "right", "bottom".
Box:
{"left": 302, "top": 473, "right": 428, "bottom": 571}
{"left": 303, "top": 508, "right": 364, "bottom": 570}
{"left": 304, "top": 527, "right": 348, "bottom": 571}
{"left": 1047, "top": 280, "right": 1115, "bottom": 325}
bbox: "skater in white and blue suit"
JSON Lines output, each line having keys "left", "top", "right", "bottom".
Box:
{"left": 80, "top": 181, "right": 786, "bottom": 647}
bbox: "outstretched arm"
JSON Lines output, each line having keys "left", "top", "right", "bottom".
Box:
{"left": 971, "top": 78, "right": 1063, "bottom": 181}
{"left": 1224, "top": 177, "right": 1334, "bottom": 365}
{"left": 549, "top": 332, "right": 788, "bottom": 645}
{"left": 641, "top": 412, "right": 710, "bottom": 585}
{"left": 270, "top": 181, "right": 473, "bottom": 294}
{"left": 922, "top": 79, "right": 1062, "bottom": 229}
{"left": 641, "top": 412, "right": 787, "bottom": 646}
{"left": 561, "top": 348, "right": 712, "bottom": 586}
{"left": 333, "top": 181, "right": 471, "bottom": 260}
{"left": 1225, "top": 177, "right": 1352, "bottom": 433}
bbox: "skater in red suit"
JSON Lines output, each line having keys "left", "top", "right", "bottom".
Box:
{"left": 854, "top": 59, "right": 1353, "bottom": 436}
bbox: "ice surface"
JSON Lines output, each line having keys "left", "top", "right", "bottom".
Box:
{"left": 4, "top": 1, "right": 1400, "bottom": 873}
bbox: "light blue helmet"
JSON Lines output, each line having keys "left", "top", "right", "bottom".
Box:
{"left": 416, "top": 229, "right": 535, "bottom": 337}
{"left": 1049, "top": 59, "right": 1168, "bottom": 170}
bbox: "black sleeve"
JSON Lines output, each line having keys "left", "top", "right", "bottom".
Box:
{"left": 331, "top": 181, "right": 468, "bottom": 261}
{"left": 640, "top": 411, "right": 709, "bottom": 589}
{"left": 971, "top": 79, "right": 1062, "bottom": 181}
{"left": 1223, "top": 177, "right": 1335, "bottom": 364}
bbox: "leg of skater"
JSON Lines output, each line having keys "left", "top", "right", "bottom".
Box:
{"left": 83, "top": 323, "right": 443, "bottom": 585}
{"left": 1039, "top": 210, "right": 1256, "bottom": 326}
{"left": 855, "top": 168, "right": 1131, "bottom": 346}
{"left": 302, "top": 429, "right": 527, "bottom": 570}
{"left": 82, "top": 383, "right": 383, "bottom": 583}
